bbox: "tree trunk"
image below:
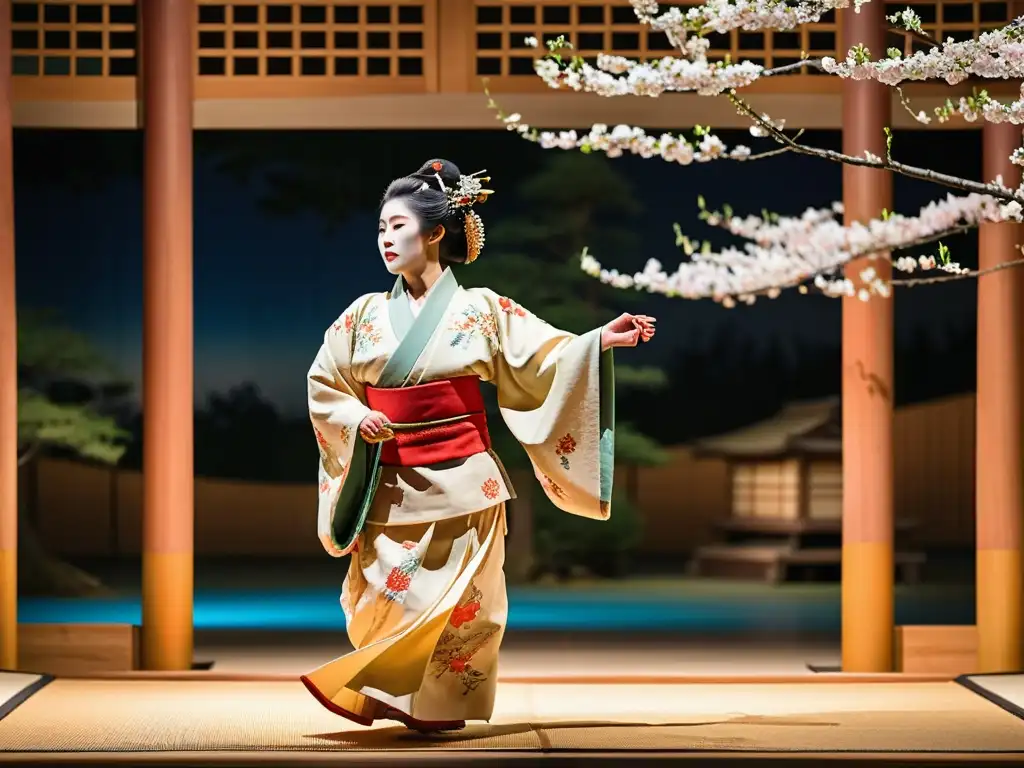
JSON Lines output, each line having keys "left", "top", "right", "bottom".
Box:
{"left": 17, "top": 458, "right": 112, "bottom": 597}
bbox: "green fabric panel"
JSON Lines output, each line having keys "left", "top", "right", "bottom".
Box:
{"left": 377, "top": 268, "right": 459, "bottom": 388}
{"left": 599, "top": 348, "right": 615, "bottom": 504}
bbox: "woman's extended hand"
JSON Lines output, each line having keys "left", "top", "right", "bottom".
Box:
{"left": 359, "top": 410, "right": 390, "bottom": 441}
{"left": 601, "top": 313, "right": 656, "bottom": 351}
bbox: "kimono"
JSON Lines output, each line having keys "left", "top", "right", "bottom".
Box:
{"left": 300, "top": 266, "right": 615, "bottom": 727}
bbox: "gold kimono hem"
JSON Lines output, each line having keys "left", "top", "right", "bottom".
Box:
{"left": 300, "top": 505, "right": 507, "bottom": 723}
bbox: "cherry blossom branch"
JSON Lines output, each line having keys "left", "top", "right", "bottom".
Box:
{"left": 728, "top": 92, "right": 1024, "bottom": 203}
{"left": 631, "top": 0, "right": 867, "bottom": 37}
{"left": 762, "top": 58, "right": 825, "bottom": 76}
{"left": 823, "top": 16, "right": 1024, "bottom": 86}
{"left": 579, "top": 192, "right": 1019, "bottom": 303}
{"left": 484, "top": 82, "right": 775, "bottom": 163}
{"left": 894, "top": 85, "right": 1024, "bottom": 132}
{"left": 895, "top": 254, "right": 1024, "bottom": 285}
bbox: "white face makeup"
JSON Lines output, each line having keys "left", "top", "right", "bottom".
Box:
{"left": 378, "top": 198, "right": 430, "bottom": 276}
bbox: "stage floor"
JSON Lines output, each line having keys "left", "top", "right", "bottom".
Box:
{"left": 1, "top": 674, "right": 1024, "bottom": 765}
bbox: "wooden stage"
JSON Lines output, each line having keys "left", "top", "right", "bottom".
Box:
{"left": 1, "top": 670, "right": 1024, "bottom": 766}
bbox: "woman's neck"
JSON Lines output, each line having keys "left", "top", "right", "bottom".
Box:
{"left": 402, "top": 261, "right": 444, "bottom": 300}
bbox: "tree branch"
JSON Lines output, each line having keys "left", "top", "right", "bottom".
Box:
{"left": 762, "top": 58, "right": 824, "bottom": 77}
{"left": 720, "top": 220, "right": 981, "bottom": 298}
{"left": 895, "top": 255, "right": 1024, "bottom": 286}
{"left": 18, "top": 442, "right": 41, "bottom": 469}
{"left": 728, "top": 92, "right": 1024, "bottom": 204}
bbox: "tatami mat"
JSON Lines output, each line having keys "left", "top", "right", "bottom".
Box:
{"left": 960, "top": 673, "right": 1024, "bottom": 719}
{"left": 0, "top": 679, "right": 1023, "bottom": 753}
{"left": 0, "top": 670, "right": 50, "bottom": 721}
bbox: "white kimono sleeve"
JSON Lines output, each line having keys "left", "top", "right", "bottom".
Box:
{"left": 485, "top": 290, "right": 615, "bottom": 521}
{"left": 308, "top": 303, "right": 373, "bottom": 556}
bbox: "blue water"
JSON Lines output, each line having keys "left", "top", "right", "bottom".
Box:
{"left": 17, "top": 589, "right": 976, "bottom": 632}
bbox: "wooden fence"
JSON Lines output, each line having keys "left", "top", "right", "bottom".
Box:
{"left": 24, "top": 393, "right": 977, "bottom": 557}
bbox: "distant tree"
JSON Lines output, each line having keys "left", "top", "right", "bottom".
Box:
{"left": 17, "top": 310, "right": 131, "bottom": 596}
{"left": 189, "top": 382, "right": 319, "bottom": 482}
{"left": 195, "top": 130, "right": 545, "bottom": 230}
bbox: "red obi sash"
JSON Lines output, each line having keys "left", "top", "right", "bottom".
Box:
{"left": 364, "top": 375, "right": 491, "bottom": 467}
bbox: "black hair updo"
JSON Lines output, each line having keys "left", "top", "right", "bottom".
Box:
{"left": 380, "top": 158, "right": 469, "bottom": 267}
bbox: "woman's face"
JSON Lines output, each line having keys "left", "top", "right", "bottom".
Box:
{"left": 378, "top": 198, "right": 435, "bottom": 276}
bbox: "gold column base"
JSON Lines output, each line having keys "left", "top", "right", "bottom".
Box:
{"left": 0, "top": 548, "right": 16, "bottom": 669}
{"left": 141, "top": 551, "right": 194, "bottom": 671}
{"left": 977, "top": 548, "right": 1022, "bottom": 673}
{"left": 842, "top": 540, "right": 894, "bottom": 672}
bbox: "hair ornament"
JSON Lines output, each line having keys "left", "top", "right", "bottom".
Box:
{"left": 464, "top": 209, "right": 485, "bottom": 264}
{"left": 415, "top": 163, "right": 495, "bottom": 264}
{"left": 447, "top": 170, "right": 494, "bottom": 215}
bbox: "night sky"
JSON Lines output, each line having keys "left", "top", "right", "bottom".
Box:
{"left": 13, "top": 127, "right": 981, "bottom": 420}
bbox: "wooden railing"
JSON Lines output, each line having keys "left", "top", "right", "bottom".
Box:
{"left": 9, "top": 0, "right": 1015, "bottom": 101}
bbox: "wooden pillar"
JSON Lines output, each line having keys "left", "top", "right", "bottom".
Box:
{"left": 0, "top": 0, "right": 17, "bottom": 670}
{"left": 976, "top": 122, "right": 1024, "bottom": 672}
{"left": 840, "top": 1, "right": 895, "bottom": 672}
{"left": 141, "top": 0, "right": 195, "bottom": 671}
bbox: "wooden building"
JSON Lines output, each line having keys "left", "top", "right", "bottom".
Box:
{"left": 0, "top": 0, "right": 1022, "bottom": 675}
{"left": 689, "top": 400, "right": 923, "bottom": 584}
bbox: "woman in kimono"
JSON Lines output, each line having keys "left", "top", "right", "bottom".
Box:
{"left": 301, "top": 158, "right": 655, "bottom": 733}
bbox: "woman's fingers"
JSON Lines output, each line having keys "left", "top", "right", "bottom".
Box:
{"left": 613, "top": 328, "right": 641, "bottom": 348}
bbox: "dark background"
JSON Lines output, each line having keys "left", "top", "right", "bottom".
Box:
{"left": 14, "top": 126, "right": 981, "bottom": 482}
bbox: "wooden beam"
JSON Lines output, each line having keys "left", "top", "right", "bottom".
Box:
{"left": 9, "top": 86, "right": 1022, "bottom": 131}
{"left": 18, "top": 623, "right": 139, "bottom": 675}
{"left": 894, "top": 625, "right": 978, "bottom": 675}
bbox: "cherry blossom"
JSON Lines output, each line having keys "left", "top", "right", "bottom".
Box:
{"left": 580, "top": 192, "right": 1014, "bottom": 303}
{"left": 630, "top": 0, "right": 868, "bottom": 36}
{"left": 492, "top": 104, "right": 752, "bottom": 164}
{"left": 823, "top": 19, "right": 1024, "bottom": 86}
{"left": 899, "top": 86, "right": 1024, "bottom": 129}
{"left": 530, "top": 34, "right": 762, "bottom": 97}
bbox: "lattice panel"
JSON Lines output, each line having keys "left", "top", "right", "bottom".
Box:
{"left": 195, "top": 1, "right": 432, "bottom": 79}
{"left": 894, "top": 0, "right": 1010, "bottom": 52}
{"left": 473, "top": 0, "right": 1013, "bottom": 81}
{"left": 10, "top": 1, "right": 138, "bottom": 77}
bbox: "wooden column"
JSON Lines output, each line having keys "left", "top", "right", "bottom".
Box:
{"left": 0, "top": 0, "right": 17, "bottom": 670}
{"left": 840, "top": 2, "right": 895, "bottom": 672}
{"left": 976, "top": 122, "right": 1024, "bottom": 672}
{"left": 141, "top": 0, "right": 195, "bottom": 671}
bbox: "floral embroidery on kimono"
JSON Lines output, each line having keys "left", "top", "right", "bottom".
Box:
{"left": 354, "top": 305, "right": 382, "bottom": 354}
{"left": 538, "top": 472, "right": 565, "bottom": 500}
{"left": 498, "top": 296, "right": 527, "bottom": 317}
{"left": 449, "top": 306, "right": 498, "bottom": 350}
{"left": 430, "top": 584, "right": 498, "bottom": 695}
{"left": 481, "top": 478, "right": 501, "bottom": 500}
{"left": 383, "top": 541, "right": 422, "bottom": 604}
{"left": 314, "top": 427, "right": 347, "bottom": 478}
{"left": 555, "top": 433, "right": 577, "bottom": 470}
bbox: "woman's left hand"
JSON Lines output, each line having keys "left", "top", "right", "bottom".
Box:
{"left": 601, "top": 313, "right": 656, "bottom": 351}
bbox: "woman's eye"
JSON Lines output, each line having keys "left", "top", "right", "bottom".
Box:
{"left": 393, "top": 223, "right": 404, "bottom": 230}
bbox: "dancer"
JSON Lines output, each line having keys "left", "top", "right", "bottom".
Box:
{"left": 301, "top": 158, "right": 655, "bottom": 732}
